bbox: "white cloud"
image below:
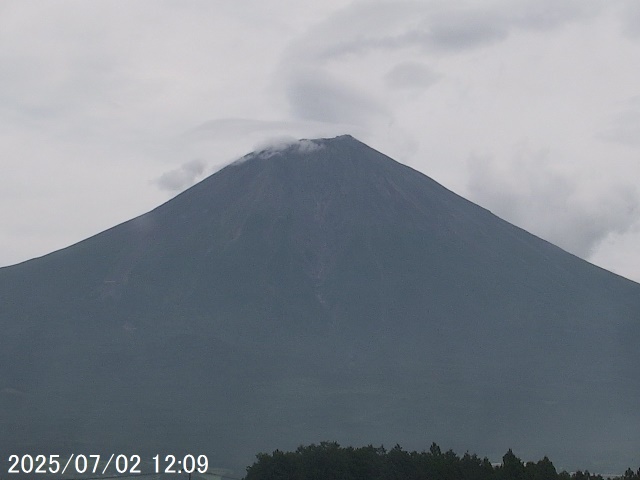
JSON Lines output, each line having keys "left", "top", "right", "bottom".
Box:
{"left": 598, "top": 96, "right": 640, "bottom": 148}
{"left": 590, "top": 221, "right": 640, "bottom": 283}
{"left": 155, "top": 159, "right": 207, "bottom": 192}
{"left": 465, "top": 147, "right": 640, "bottom": 260}
{"left": 234, "top": 137, "right": 324, "bottom": 163}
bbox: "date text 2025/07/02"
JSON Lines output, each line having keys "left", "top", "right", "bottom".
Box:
{"left": 7, "top": 453, "right": 210, "bottom": 476}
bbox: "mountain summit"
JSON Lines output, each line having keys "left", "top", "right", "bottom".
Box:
{"left": 1, "top": 135, "right": 639, "bottom": 473}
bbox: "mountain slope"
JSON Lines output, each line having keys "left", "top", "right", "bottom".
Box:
{"left": 1, "top": 135, "right": 639, "bottom": 473}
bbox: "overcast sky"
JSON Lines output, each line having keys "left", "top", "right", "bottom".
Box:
{"left": 2, "top": 0, "right": 640, "bottom": 282}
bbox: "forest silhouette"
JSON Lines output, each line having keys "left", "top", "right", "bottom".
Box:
{"left": 245, "top": 442, "right": 640, "bottom": 480}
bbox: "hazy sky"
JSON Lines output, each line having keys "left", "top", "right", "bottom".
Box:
{"left": 2, "top": 0, "right": 640, "bottom": 282}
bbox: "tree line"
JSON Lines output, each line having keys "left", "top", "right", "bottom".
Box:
{"left": 244, "top": 442, "right": 640, "bottom": 480}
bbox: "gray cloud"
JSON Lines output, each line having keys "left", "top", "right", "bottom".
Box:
{"left": 413, "top": 8, "right": 509, "bottom": 51}
{"left": 155, "top": 159, "right": 206, "bottom": 192}
{"left": 506, "top": 0, "right": 601, "bottom": 31}
{"left": 617, "top": 1, "right": 640, "bottom": 37}
{"left": 288, "top": 0, "right": 601, "bottom": 62}
{"left": 384, "top": 62, "right": 440, "bottom": 90}
{"left": 466, "top": 149, "right": 640, "bottom": 259}
{"left": 286, "top": 69, "right": 388, "bottom": 124}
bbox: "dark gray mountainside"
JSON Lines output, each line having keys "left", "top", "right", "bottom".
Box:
{"left": 1, "top": 135, "right": 639, "bottom": 474}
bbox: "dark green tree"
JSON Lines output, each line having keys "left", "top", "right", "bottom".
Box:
{"left": 347, "top": 444, "right": 385, "bottom": 480}
{"left": 498, "top": 449, "right": 525, "bottom": 480}
{"left": 385, "top": 444, "right": 417, "bottom": 480}
{"left": 525, "top": 456, "right": 558, "bottom": 480}
{"left": 297, "top": 442, "right": 349, "bottom": 480}
{"left": 245, "top": 450, "right": 300, "bottom": 480}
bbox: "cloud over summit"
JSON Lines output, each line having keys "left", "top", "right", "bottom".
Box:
{"left": 233, "top": 137, "right": 325, "bottom": 164}
{"left": 286, "top": 69, "right": 388, "bottom": 125}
